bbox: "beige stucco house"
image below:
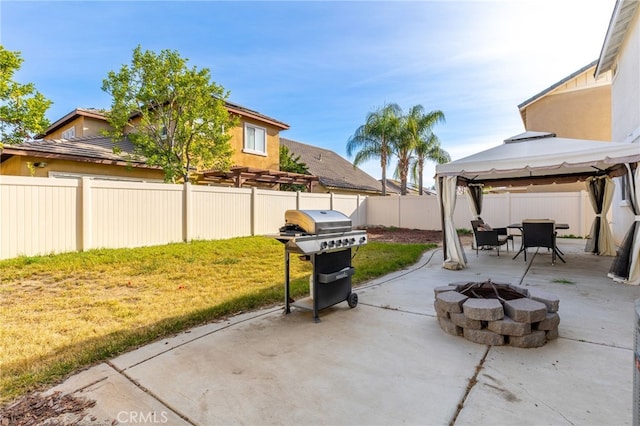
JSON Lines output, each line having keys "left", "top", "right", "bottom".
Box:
{"left": 594, "top": 0, "right": 640, "bottom": 244}
{"left": 500, "top": 62, "right": 614, "bottom": 194}
{"left": 1, "top": 101, "right": 301, "bottom": 187}
{"left": 518, "top": 60, "right": 612, "bottom": 141}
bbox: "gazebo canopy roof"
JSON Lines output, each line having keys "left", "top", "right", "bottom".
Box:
{"left": 435, "top": 132, "right": 640, "bottom": 187}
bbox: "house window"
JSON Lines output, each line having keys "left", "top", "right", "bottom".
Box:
{"left": 61, "top": 127, "right": 76, "bottom": 139}
{"left": 243, "top": 124, "right": 267, "bottom": 155}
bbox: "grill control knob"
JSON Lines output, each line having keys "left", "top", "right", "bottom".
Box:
{"left": 336, "top": 240, "right": 342, "bottom": 247}
{"left": 359, "top": 237, "right": 366, "bottom": 244}
{"left": 343, "top": 239, "right": 350, "bottom": 245}
{"left": 349, "top": 238, "right": 356, "bottom": 244}
{"left": 328, "top": 240, "right": 335, "bottom": 248}
{"left": 321, "top": 241, "right": 328, "bottom": 250}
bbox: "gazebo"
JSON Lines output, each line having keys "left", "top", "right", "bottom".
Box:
{"left": 434, "top": 131, "right": 640, "bottom": 285}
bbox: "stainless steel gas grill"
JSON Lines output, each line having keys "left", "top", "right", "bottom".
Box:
{"left": 271, "top": 209, "right": 367, "bottom": 322}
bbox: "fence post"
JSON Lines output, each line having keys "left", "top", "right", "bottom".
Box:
{"left": 251, "top": 186, "right": 258, "bottom": 236}
{"left": 81, "top": 177, "right": 92, "bottom": 251}
{"left": 330, "top": 192, "right": 334, "bottom": 210}
{"left": 183, "top": 182, "right": 192, "bottom": 242}
{"left": 296, "top": 191, "right": 301, "bottom": 210}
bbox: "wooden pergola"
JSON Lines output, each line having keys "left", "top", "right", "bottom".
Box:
{"left": 202, "top": 166, "right": 319, "bottom": 191}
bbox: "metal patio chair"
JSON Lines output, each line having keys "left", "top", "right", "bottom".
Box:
{"left": 471, "top": 220, "right": 510, "bottom": 256}
{"left": 471, "top": 219, "right": 514, "bottom": 252}
{"left": 521, "top": 220, "right": 565, "bottom": 265}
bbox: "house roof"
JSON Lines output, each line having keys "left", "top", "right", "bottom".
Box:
{"left": 383, "top": 179, "right": 435, "bottom": 195}
{"left": 0, "top": 135, "right": 154, "bottom": 168}
{"left": 40, "top": 101, "right": 289, "bottom": 138}
{"left": 517, "top": 60, "right": 600, "bottom": 110}
{"left": 38, "top": 108, "right": 108, "bottom": 138}
{"left": 595, "top": 0, "right": 639, "bottom": 77}
{"left": 280, "top": 138, "right": 383, "bottom": 194}
{"left": 224, "top": 101, "right": 289, "bottom": 130}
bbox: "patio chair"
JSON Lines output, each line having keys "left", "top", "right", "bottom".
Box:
{"left": 521, "top": 220, "right": 565, "bottom": 265}
{"left": 471, "top": 219, "right": 514, "bottom": 251}
{"left": 471, "top": 220, "right": 510, "bottom": 256}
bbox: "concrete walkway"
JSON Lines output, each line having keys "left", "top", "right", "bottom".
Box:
{"left": 47, "top": 239, "right": 640, "bottom": 425}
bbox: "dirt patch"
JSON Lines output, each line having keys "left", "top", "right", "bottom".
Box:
{"left": 364, "top": 226, "right": 473, "bottom": 247}
{"left": 0, "top": 391, "right": 97, "bottom": 426}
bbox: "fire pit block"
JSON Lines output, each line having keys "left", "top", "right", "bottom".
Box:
{"left": 450, "top": 312, "right": 482, "bottom": 330}
{"left": 463, "top": 298, "right": 504, "bottom": 321}
{"left": 528, "top": 288, "right": 560, "bottom": 313}
{"left": 509, "top": 330, "right": 547, "bottom": 348}
{"left": 433, "top": 301, "right": 450, "bottom": 319}
{"left": 504, "top": 298, "right": 547, "bottom": 323}
{"left": 536, "top": 312, "right": 561, "bottom": 330}
{"left": 435, "top": 291, "right": 468, "bottom": 313}
{"left": 434, "top": 286, "right": 457, "bottom": 295}
{"left": 433, "top": 281, "right": 560, "bottom": 348}
{"left": 438, "top": 316, "right": 462, "bottom": 336}
{"left": 546, "top": 327, "right": 560, "bottom": 340}
{"left": 464, "top": 328, "right": 504, "bottom": 346}
{"left": 487, "top": 316, "right": 531, "bottom": 337}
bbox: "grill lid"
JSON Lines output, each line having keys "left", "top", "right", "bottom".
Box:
{"left": 284, "top": 210, "right": 352, "bottom": 234}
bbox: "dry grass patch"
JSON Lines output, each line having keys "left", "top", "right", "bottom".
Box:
{"left": 0, "top": 237, "right": 431, "bottom": 404}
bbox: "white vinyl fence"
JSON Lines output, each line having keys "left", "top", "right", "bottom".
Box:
{"left": 366, "top": 191, "right": 597, "bottom": 237}
{"left": 0, "top": 176, "right": 366, "bottom": 260}
{"left": 1, "top": 175, "right": 596, "bottom": 260}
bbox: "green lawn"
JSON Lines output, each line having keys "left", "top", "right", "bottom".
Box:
{"left": 0, "top": 236, "right": 433, "bottom": 404}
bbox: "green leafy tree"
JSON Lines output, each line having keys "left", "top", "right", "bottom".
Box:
{"left": 346, "top": 103, "right": 402, "bottom": 196}
{"left": 279, "top": 145, "right": 310, "bottom": 192}
{"left": 0, "top": 46, "right": 52, "bottom": 145}
{"left": 102, "top": 45, "right": 236, "bottom": 183}
{"left": 398, "top": 105, "right": 448, "bottom": 195}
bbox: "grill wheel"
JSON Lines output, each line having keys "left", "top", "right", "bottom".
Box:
{"left": 347, "top": 292, "right": 358, "bottom": 308}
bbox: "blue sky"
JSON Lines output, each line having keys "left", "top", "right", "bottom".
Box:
{"left": 1, "top": 1, "right": 615, "bottom": 187}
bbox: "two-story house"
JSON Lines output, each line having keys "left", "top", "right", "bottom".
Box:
{"left": 1, "top": 101, "right": 319, "bottom": 189}
{"left": 518, "top": 60, "right": 612, "bottom": 141}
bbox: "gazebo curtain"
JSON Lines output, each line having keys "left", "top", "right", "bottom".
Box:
{"left": 609, "top": 164, "right": 640, "bottom": 285}
{"left": 466, "top": 184, "right": 483, "bottom": 219}
{"left": 584, "top": 176, "right": 616, "bottom": 256}
{"left": 439, "top": 176, "right": 466, "bottom": 268}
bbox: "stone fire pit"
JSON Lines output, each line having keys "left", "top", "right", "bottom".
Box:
{"left": 434, "top": 280, "right": 560, "bottom": 348}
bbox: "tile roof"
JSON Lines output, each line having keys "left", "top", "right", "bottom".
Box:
{"left": 280, "top": 138, "right": 384, "bottom": 194}
{"left": 1, "top": 135, "right": 150, "bottom": 166}
{"left": 383, "top": 179, "right": 435, "bottom": 195}
{"left": 41, "top": 101, "right": 289, "bottom": 138}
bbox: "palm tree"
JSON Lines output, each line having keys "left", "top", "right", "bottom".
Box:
{"left": 346, "top": 103, "right": 402, "bottom": 196}
{"left": 405, "top": 106, "right": 449, "bottom": 195}
{"left": 412, "top": 133, "right": 450, "bottom": 195}
{"left": 394, "top": 105, "right": 448, "bottom": 195}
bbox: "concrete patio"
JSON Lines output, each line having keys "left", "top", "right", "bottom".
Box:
{"left": 47, "top": 238, "right": 640, "bottom": 425}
